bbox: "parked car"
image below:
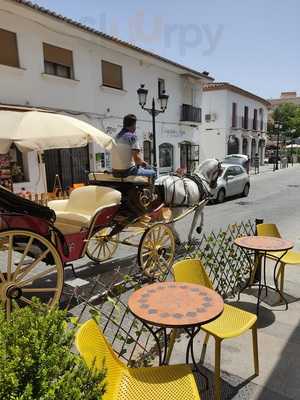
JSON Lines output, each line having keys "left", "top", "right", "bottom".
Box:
{"left": 212, "top": 163, "right": 250, "bottom": 203}
{"left": 223, "top": 154, "right": 250, "bottom": 174}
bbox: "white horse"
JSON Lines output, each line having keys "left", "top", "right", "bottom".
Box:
{"left": 155, "top": 159, "right": 222, "bottom": 242}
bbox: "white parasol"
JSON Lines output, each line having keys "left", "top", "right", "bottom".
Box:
{"left": 0, "top": 110, "right": 114, "bottom": 153}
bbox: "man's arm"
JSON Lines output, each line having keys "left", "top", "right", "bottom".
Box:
{"left": 132, "top": 149, "right": 147, "bottom": 167}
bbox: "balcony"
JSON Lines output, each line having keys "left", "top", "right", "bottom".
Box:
{"left": 231, "top": 116, "right": 268, "bottom": 132}
{"left": 180, "top": 104, "right": 202, "bottom": 123}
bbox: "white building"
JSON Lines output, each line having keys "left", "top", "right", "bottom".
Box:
{"left": 0, "top": 0, "right": 213, "bottom": 193}
{"left": 201, "top": 83, "right": 270, "bottom": 165}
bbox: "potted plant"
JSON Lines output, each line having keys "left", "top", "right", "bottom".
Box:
{"left": 0, "top": 302, "right": 106, "bottom": 400}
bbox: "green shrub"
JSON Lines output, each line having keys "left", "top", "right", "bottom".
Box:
{"left": 0, "top": 302, "right": 106, "bottom": 400}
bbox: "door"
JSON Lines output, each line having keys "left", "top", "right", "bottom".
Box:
{"left": 44, "top": 146, "right": 89, "bottom": 192}
{"left": 180, "top": 142, "right": 191, "bottom": 173}
{"left": 232, "top": 166, "right": 246, "bottom": 194}
{"left": 224, "top": 166, "right": 238, "bottom": 196}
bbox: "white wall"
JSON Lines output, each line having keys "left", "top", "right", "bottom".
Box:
{"left": 202, "top": 88, "right": 268, "bottom": 162}
{"left": 0, "top": 0, "right": 210, "bottom": 189}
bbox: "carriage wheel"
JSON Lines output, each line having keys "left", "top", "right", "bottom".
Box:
{"left": 0, "top": 230, "right": 64, "bottom": 319}
{"left": 86, "top": 227, "right": 119, "bottom": 262}
{"left": 138, "top": 223, "right": 175, "bottom": 280}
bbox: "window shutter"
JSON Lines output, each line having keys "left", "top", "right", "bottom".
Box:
{"left": 102, "top": 60, "right": 123, "bottom": 89}
{"left": 0, "top": 28, "right": 19, "bottom": 67}
{"left": 43, "top": 43, "right": 73, "bottom": 67}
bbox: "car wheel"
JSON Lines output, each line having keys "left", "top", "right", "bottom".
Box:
{"left": 216, "top": 188, "right": 225, "bottom": 203}
{"left": 242, "top": 183, "right": 250, "bottom": 197}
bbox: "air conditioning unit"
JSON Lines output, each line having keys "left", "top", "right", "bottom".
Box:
{"left": 205, "top": 113, "right": 217, "bottom": 122}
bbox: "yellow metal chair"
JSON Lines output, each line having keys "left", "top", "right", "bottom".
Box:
{"left": 257, "top": 223, "right": 300, "bottom": 295}
{"left": 166, "top": 259, "right": 259, "bottom": 400}
{"left": 75, "top": 319, "right": 201, "bottom": 400}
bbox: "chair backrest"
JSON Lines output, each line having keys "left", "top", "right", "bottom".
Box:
{"left": 66, "top": 185, "right": 121, "bottom": 215}
{"left": 256, "top": 223, "right": 281, "bottom": 238}
{"left": 173, "top": 259, "right": 213, "bottom": 289}
{"left": 75, "top": 320, "right": 125, "bottom": 396}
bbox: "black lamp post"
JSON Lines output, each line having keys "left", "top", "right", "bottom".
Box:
{"left": 274, "top": 121, "right": 282, "bottom": 171}
{"left": 137, "top": 84, "right": 169, "bottom": 169}
{"left": 290, "top": 129, "right": 296, "bottom": 166}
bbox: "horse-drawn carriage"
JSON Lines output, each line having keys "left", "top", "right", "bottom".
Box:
{"left": 0, "top": 110, "right": 221, "bottom": 317}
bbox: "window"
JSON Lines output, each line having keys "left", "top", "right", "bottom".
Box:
{"left": 243, "top": 106, "right": 249, "bottom": 129}
{"left": 0, "top": 28, "right": 19, "bottom": 68}
{"left": 253, "top": 109, "right": 258, "bottom": 130}
{"left": 158, "top": 78, "right": 165, "bottom": 97}
{"left": 43, "top": 43, "right": 74, "bottom": 79}
{"left": 102, "top": 60, "right": 123, "bottom": 90}
{"left": 259, "top": 108, "right": 264, "bottom": 130}
{"left": 143, "top": 140, "right": 152, "bottom": 165}
{"left": 159, "top": 143, "right": 173, "bottom": 173}
{"left": 232, "top": 102, "right": 237, "bottom": 128}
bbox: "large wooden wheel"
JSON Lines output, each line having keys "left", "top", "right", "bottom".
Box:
{"left": 138, "top": 223, "right": 175, "bottom": 280}
{"left": 0, "top": 230, "right": 64, "bottom": 319}
{"left": 86, "top": 227, "right": 119, "bottom": 262}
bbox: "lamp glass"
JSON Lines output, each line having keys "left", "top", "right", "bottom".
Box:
{"left": 137, "top": 85, "right": 148, "bottom": 107}
{"left": 159, "top": 92, "right": 169, "bottom": 111}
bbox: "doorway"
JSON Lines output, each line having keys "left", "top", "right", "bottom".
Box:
{"left": 44, "top": 146, "right": 89, "bottom": 192}
{"left": 180, "top": 142, "right": 199, "bottom": 173}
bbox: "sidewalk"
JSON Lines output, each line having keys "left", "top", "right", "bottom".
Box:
{"left": 250, "top": 163, "right": 299, "bottom": 177}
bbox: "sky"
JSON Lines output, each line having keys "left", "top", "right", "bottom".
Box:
{"left": 34, "top": 0, "right": 300, "bottom": 99}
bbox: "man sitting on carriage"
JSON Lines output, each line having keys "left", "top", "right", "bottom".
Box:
{"left": 111, "top": 114, "right": 156, "bottom": 178}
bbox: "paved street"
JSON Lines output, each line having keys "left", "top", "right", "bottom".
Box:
{"left": 175, "top": 164, "right": 300, "bottom": 248}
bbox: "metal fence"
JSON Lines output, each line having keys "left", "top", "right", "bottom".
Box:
{"left": 69, "top": 219, "right": 255, "bottom": 365}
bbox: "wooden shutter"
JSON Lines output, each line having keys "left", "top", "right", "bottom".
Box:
{"left": 102, "top": 60, "right": 123, "bottom": 89}
{"left": 232, "top": 102, "right": 237, "bottom": 127}
{"left": 43, "top": 43, "right": 73, "bottom": 67}
{"left": 0, "top": 28, "right": 19, "bottom": 67}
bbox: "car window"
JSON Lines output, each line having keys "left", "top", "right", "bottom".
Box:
{"left": 233, "top": 166, "right": 243, "bottom": 175}
{"left": 224, "top": 167, "right": 236, "bottom": 177}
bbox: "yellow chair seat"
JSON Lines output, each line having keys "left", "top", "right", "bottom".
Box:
{"left": 76, "top": 320, "right": 200, "bottom": 400}
{"left": 118, "top": 365, "right": 200, "bottom": 400}
{"left": 201, "top": 304, "right": 257, "bottom": 339}
{"left": 267, "top": 250, "right": 300, "bottom": 265}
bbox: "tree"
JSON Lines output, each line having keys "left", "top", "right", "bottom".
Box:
{"left": 271, "top": 103, "right": 300, "bottom": 139}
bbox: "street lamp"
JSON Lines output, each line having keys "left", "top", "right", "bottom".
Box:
{"left": 137, "top": 84, "right": 169, "bottom": 169}
{"left": 274, "top": 121, "right": 282, "bottom": 171}
{"left": 290, "top": 129, "right": 296, "bottom": 166}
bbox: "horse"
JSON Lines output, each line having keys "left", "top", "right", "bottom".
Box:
{"left": 155, "top": 159, "right": 222, "bottom": 242}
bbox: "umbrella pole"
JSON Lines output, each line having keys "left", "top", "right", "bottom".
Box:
{"left": 38, "top": 151, "right": 48, "bottom": 204}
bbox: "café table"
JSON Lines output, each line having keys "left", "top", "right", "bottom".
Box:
{"left": 234, "top": 236, "right": 294, "bottom": 314}
{"left": 128, "top": 281, "right": 224, "bottom": 385}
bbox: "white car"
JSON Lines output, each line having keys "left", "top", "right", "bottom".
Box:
{"left": 212, "top": 163, "right": 250, "bottom": 203}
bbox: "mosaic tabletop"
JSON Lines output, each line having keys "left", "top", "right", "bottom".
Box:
{"left": 234, "top": 236, "right": 294, "bottom": 252}
{"left": 128, "top": 282, "right": 224, "bottom": 328}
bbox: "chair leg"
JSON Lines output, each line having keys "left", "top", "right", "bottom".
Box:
{"left": 214, "top": 338, "right": 222, "bottom": 400}
{"left": 200, "top": 332, "right": 210, "bottom": 364}
{"left": 252, "top": 323, "right": 259, "bottom": 376}
{"left": 165, "top": 328, "right": 177, "bottom": 364}
{"left": 280, "top": 264, "right": 285, "bottom": 295}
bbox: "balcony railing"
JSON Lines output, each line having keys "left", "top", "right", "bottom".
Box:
{"left": 231, "top": 116, "right": 267, "bottom": 131}
{"left": 180, "top": 104, "right": 202, "bottom": 123}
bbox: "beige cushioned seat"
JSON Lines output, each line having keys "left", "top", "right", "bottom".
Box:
{"left": 89, "top": 172, "right": 150, "bottom": 184}
{"left": 48, "top": 185, "right": 121, "bottom": 234}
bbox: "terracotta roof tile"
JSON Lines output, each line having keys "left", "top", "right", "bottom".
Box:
{"left": 203, "top": 82, "right": 270, "bottom": 107}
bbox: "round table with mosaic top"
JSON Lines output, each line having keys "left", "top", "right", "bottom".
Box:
{"left": 128, "top": 282, "right": 224, "bottom": 328}
{"left": 234, "top": 236, "right": 294, "bottom": 314}
{"left": 128, "top": 281, "right": 224, "bottom": 379}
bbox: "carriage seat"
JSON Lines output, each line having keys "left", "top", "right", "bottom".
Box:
{"left": 48, "top": 185, "right": 121, "bottom": 234}
{"left": 89, "top": 171, "right": 151, "bottom": 185}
